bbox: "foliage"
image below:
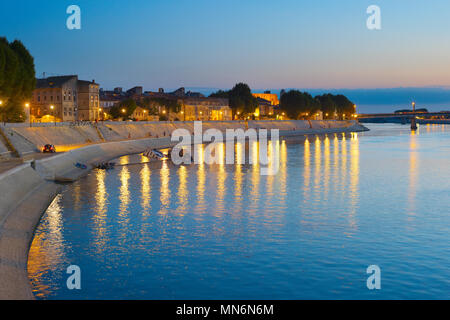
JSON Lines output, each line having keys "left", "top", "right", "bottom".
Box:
{"left": 0, "top": 38, "right": 36, "bottom": 122}
{"left": 109, "top": 98, "right": 137, "bottom": 119}
{"left": 210, "top": 83, "right": 258, "bottom": 118}
{"left": 280, "top": 90, "right": 355, "bottom": 119}
{"left": 143, "top": 97, "right": 181, "bottom": 114}
{"left": 279, "top": 90, "right": 319, "bottom": 119}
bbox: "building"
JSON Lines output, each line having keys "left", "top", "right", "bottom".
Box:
{"left": 31, "top": 75, "right": 101, "bottom": 122}
{"left": 77, "top": 80, "right": 100, "bottom": 121}
{"left": 179, "top": 97, "right": 232, "bottom": 121}
{"left": 252, "top": 91, "right": 279, "bottom": 106}
{"left": 31, "top": 75, "right": 78, "bottom": 122}
{"left": 126, "top": 86, "right": 143, "bottom": 96}
{"left": 130, "top": 106, "right": 158, "bottom": 121}
{"left": 255, "top": 97, "right": 274, "bottom": 119}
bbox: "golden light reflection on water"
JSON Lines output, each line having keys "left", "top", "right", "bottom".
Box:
{"left": 177, "top": 165, "right": 188, "bottom": 216}
{"left": 279, "top": 139, "right": 287, "bottom": 205}
{"left": 249, "top": 141, "right": 260, "bottom": 215}
{"left": 348, "top": 133, "right": 360, "bottom": 231}
{"left": 118, "top": 164, "right": 131, "bottom": 241}
{"left": 92, "top": 169, "right": 109, "bottom": 255}
{"left": 314, "top": 136, "right": 322, "bottom": 197}
{"left": 215, "top": 142, "right": 227, "bottom": 216}
{"left": 159, "top": 160, "right": 171, "bottom": 215}
{"left": 27, "top": 194, "right": 65, "bottom": 298}
{"left": 301, "top": 133, "right": 360, "bottom": 232}
{"left": 195, "top": 144, "right": 206, "bottom": 215}
{"left": 303, "top": 138, "right": 311, "bottom": 204}
{"left": 408, "top": 130, "right": 419, "bottom": 219}
{"left": 233, "top": 142, "right": 244, "bottom": 214}
{"left": 140, "top": 163, "right": 151, "bottom": 215}
{"left": 323, "top": 135, "right": 330, "bottom": 197}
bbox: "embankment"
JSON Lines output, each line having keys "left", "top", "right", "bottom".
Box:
{"left": 0, "top": 120, "right": 367, "bottom": 300}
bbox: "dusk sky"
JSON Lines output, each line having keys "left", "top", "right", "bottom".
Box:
{"left": 2, "top": 0, "right": 450, "bottom": 92}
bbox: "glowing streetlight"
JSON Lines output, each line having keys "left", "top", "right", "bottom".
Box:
{"left": 0, "top": 100, "right": 2, "bottom": 105}
{"left": 25, "top": 103, "right": 29, "bottom": 108}
{"left": 50, "top": 105, "right": 55, "bottom": 125}
{"left": 121, "top": 108, "right": 126, "bottom": 113}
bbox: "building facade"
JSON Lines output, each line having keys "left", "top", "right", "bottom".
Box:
{"left": 78, "top": 80, "right": 100, "bottom": 121}
{"left": 255, "top": 97, "right": 274, "bottom": 119}
{"left": 31, "top": 75, "right": 78, "bottom": 122}
{"left": 252, "top": 91, "right": 279, "bottom": 106}
{"left": 180, "top": 97, "right": 232, "bottom": 121}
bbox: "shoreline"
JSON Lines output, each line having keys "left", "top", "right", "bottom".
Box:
{"left": 0, "top": 120, "right": 368, "bottom": 300}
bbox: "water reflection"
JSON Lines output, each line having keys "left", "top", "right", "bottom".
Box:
{"left": 408, "top": 130, "right": 419, "bottom": 219}
{"left": 27, "top": 195, "right": 66, "bottom": 298}
{"left": 28, "top": 124, "right": 450, "bottom": 300}
{"left": 92, "top": 169, "right": 109, "bottom": 255}
{"left": 140, "top": 163, "right": 151, "bottom": 215}
{"left": 159, "top": 160, "right": 170, "bottom": 215}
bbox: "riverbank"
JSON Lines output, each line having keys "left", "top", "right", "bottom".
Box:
{"left": 0, "top": 120, "right": 367, "bottom": 300}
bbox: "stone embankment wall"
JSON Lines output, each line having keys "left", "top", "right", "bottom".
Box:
{"left": 1, "top": 120, "right": 364, "bottom": 156}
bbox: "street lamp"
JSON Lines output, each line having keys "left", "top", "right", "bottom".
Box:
{"left": 25, "top": 103, "right": 30, "bottom": 127}
{"left": 50, "top": 105, "right": 55, "bottom": 125}
{"left": 412, "top": 101, "right": 416, "bottom": 112}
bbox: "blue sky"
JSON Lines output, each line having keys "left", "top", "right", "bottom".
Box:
{"left": 2, "top": 0, "right": 450, "bottom": 93}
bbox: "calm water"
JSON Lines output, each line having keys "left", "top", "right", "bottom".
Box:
{"left": 28, "top": 124, "right": 450, "bottom": 299}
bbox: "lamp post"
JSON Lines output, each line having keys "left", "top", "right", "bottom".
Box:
{"left": 50, "top": 105, "right": 55, "bottom": 125}
{"left": 25, "top": 103, "right": 30, "bottom": 127}
{"left": 0, "top": 100, "right": 3, "bottom": 124}
{"left": 411, "top": 101, "right": 417, "bottom": 130}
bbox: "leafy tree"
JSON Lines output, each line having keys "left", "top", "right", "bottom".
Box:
{"left": 209, "top": 90, "right": 229, "bottom": 99}
{"left": 210, "top": 83, "right": 258, "bottom": 118}
{"left": 280, "top": 90, "right": 318, "bottom": 119}
{"left": 315, "top": 94, "right": 337, "bottom": 118}
{"left": 109, "top": 98, "right": 137, "bottom": 119}
{"left": 141, "top": 97, "right": 181, "bottom": 114}
{"left": 330, "top": 94, "right": 355, "bottom": 115}
{"left": 0, "top": 38, "right": 36, "bottom": 122}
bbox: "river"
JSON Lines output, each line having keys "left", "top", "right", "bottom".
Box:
{"left": 27, "top": 124, "right": 450, "bottom": 299}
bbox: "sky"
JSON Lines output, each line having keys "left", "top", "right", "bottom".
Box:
{"left": 2, "top": 0, "right": 450, "bottom": 106}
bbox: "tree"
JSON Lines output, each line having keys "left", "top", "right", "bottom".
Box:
{"left": 315, "top": 94, "right": 337, "bottom": 118}
{"left": 210, "top": 83, "right": 258, "bottom": 119}
{"left": 0, "top": 38, "right": 36, "bottom": 122}
{"left": 141, "top": 97, "right": 181, "bottom": 114}
{"left": 330, "top": 94, "right": 355, "bottom": 116}
{"left": 280, "top": 90, "right": 318, "bottom": 119}
{"left": 109, "top": 98, "right": 137, "bottom": 119}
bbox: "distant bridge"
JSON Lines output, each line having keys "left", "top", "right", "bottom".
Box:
{"left": 358, "top": 111, "right": 450, "bottom": 124}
